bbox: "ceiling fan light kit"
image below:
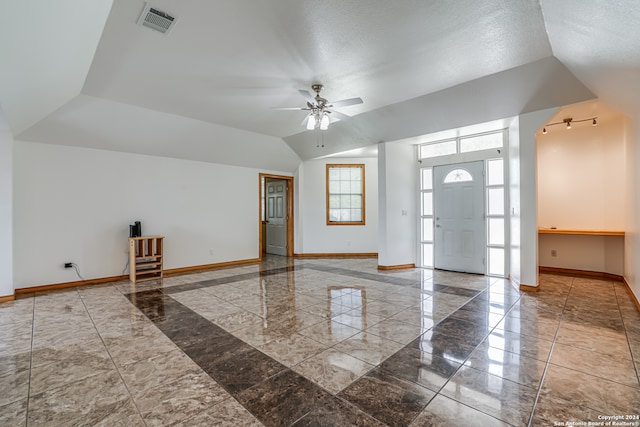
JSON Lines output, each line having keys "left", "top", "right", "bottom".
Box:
{"left": 306, "top": 114, "right": 316, "bottom": 130}
{"left": 277, "top": 84, "right": 363, "bottom": 132}
{"left": 320, "top": 113, "right": 330, "bottom": 130}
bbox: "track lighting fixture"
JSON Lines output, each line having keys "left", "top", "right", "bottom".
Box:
{"left": 541, "top": 116, "right": 598, "bottom": 134}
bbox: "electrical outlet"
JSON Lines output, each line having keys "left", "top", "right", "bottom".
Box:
{"left": 64, "top": 262, "right": 73, "bottom": 268}
{"left": 551, "top": 250, "right": 557, "bottom": 257}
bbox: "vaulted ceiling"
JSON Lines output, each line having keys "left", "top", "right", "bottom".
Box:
{"left": 2, "top": 1, "right": 640, "bottom": 171}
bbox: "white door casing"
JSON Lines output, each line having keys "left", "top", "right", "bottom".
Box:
{"left": 266, "top": 180, "right": 287, "bottom": 256}
{"left": 434, "top": 161, "right": 485, "bottom": 274}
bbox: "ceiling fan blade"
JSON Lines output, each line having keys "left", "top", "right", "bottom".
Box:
{"left": 298, "top": 90, "right": 318, "bottom": 106}
{"left": 273, "top": 107, "right": 310, "bottom": 110}
{"left": 328, "top": 97, "right": 363, "bottom": 108}
{"left": 326, "top": 109, "right": 351, "bottom": 121}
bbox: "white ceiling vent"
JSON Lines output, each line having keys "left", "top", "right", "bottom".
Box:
{"left": 137, "top": 3, "right": 176, "bottom": 35}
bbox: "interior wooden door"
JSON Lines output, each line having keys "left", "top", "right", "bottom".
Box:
{"left": 265, "top": 179, "right": 287, "bottom": 256}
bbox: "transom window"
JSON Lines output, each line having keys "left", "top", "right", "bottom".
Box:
{"left": 326, "top": 164, "right": 365, "bottom": 225}
{"left": 419, "top": 129, "right": 505, "bottom": 160}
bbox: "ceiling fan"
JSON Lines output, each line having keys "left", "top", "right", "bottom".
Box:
{"left": 277, "top": 84, "right": 363, "bottom": 130}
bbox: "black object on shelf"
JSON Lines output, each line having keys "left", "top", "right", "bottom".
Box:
{"left": 129, "top": 221, "right": 142, "bottom": 238}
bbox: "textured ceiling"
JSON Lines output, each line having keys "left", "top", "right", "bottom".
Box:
{"left": 3, "top": 0, "right": 640, "bottom": 167}
{"left": 542, "top": 0, "right": 640, "bottom": 115}
{"left": 83, "top": 0, "right": 553, "bottom": 138}
{"left": 0, "top": 0, "right": 112, "bottom": 134}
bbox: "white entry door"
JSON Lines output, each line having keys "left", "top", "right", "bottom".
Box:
{"left": 266, "top": 180, "right": 287, "bottom": 256}
{"left": 434, "top": 161, "right": 485, "bottom": 274}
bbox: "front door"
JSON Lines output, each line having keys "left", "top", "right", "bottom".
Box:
{"left": 265, "top": 180, "right": 287, "bottom": 256}
{"left": 434, "top": 161, "right": 485, "bottom": 274}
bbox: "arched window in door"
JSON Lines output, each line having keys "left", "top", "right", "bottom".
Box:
{"left": 443, "top": 168, "right": 473, "bottom": 183}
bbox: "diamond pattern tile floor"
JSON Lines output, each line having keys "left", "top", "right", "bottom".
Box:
{"left": 1, "top": 256, "right": 639, "bottom": 426}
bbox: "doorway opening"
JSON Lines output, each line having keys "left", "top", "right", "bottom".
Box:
{"left": 259, "top": 173, "right": 294, "bottom": 259}
{"left": 417, "top": 128, "right": 508, "bottom": 277}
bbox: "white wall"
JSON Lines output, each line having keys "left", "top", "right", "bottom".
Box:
{"left": 295, "top": 157, "right": 378, "bottom": 254}
{"left": 0, "top": 127, "right": 13, "bottom": 297}
{"left": 537, "top": 117, "right": 625, "bottom": 230}
{"left": 510, "top": 109, "right": 556, "bottom": 288}
{"left": 13, "top": 141, "right": 287, "bottom": 289}
{"left": 509, "top": 119, "right": 522, "bottom": 286}
{"left": 377, "top": 142, "right": 417, "bottom": 267}
{"left": 625, "top": 116, "right": 640, "bottom": 300}
{"left": 538, "top": 234, "right": 624, "bottom": 275}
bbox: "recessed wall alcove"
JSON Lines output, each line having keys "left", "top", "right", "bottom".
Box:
{"left": 536, "top": 100, "right": 627, "bottom": 276}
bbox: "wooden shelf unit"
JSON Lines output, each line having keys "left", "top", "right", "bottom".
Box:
{"left": 129, "top": 236, "right": 164, "bottom": 283}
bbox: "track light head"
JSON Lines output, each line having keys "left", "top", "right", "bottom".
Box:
{"left": 564, "top": 118, "right": 572, "bottom": 129}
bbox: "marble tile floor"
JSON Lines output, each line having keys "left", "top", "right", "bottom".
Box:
{"left": 1, "top": 256, "right": 639, "bottom": 426}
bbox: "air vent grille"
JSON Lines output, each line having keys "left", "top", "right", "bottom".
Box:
{"left": 137, "top": 3, "right": 176, "bottom": 34}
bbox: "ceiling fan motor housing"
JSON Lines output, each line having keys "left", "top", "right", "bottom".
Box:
{"left": 311, "top": 84, "right": 328, "bottom": 107}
